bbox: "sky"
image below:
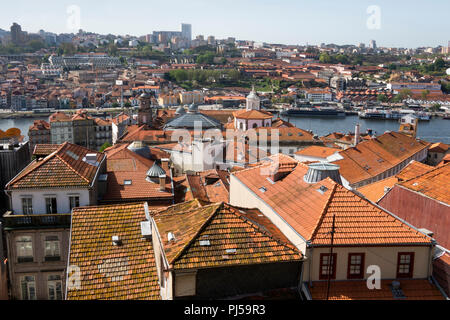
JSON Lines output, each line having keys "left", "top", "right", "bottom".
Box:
{"left": 1, "top": 0, "right": 449, "bottom": 48}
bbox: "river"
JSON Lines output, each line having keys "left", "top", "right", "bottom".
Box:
{"left": 1, "top": 115, "right": 449, "bottom": 144}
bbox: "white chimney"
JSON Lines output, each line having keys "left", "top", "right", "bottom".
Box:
{"left": 354, "top": 124, "right": 361, "bottom": 146}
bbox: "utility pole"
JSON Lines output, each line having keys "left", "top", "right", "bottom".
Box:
{"left": 326, "top": 214, "right": 336, "bottom": 301}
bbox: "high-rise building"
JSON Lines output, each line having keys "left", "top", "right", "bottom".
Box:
{"left": 207, "top": 35, "right": 215, "bottom": 45}
{"left": 11, "top": 23, "right": 23, "bottom": 45}
{"left": 369, "top": 39, "right": 377, "bottom": 49}
{"left": 181, "top": 23, "right": 192, "bottom": 41}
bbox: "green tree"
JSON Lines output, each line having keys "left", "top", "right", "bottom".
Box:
{"left": 99, "top": 142, "right": 112, "bottom": 152}
{"left": 421, "top": 90, "right": 430, "bottom": 100}
{"left": 377, "top": 94, "right": 388, "bottom": 102}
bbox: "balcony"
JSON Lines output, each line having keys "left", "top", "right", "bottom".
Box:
{"left": 2, "top": 212, "right": 71, "bottom": 230}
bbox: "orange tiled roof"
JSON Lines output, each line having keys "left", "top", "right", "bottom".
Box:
{"left": 234, "top": 155, "right": 431, "bottom": 245}
{"left": 233, "top": 109, "right": 273, "bottom": 120}
{"left": 309, "top": 280, "right": 444, "bottom": 300}
{"left": 429, "top": 142, "right": 449, "bottom": 154}
{"left": 102, "top": 170, "right": 173, "bottom": 202}
{"left": 32, "top": 144, "right": 60, "bottom": 157}
{"left": 395, "top": 160, "right": 433, "bottom": 182}
{"left": 295, "top": 146, "right": 341, "bottom": 158}
{"left": 333, "top": 132, "right": 430, "bottom": 185}
{"left": 356, "top": 176, "right": 399, "bottom": 203}
{"left": 7, "top": 142, "right": 105, "bottom": 189}
{"left": 400, "top": 162, "right": 450, "bottom": 204}
{"left": 186, "top": 170, "right": 230, "bottom": 203}
{"left": 153, "top": 202, "right": 303, "bottom": 270}
{"left": 67, "top": 203, "right": 161, "bottom": 300}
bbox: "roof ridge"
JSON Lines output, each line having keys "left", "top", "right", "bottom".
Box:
{"left": 309, "top": 182, "right": 338, "bottom": 242}
{"left": 170, "top": 202, "right": 223, "bottom": 266}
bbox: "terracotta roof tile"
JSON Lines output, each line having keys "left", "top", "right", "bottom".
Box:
{"left": 295, "top": 146, "right": 341, "bottom": 158}
{"left": 309, "top": 280, "right": 444, "bottom": 300}
{"left": 154, "top": 202, "right": 303, "bottom": 270}
{"left": 400, "top": 162, "right": 450, "bottom": 204}
{"left": 32, "top": 144, "right": 60, "bottom": 157}
{"left": 395, "top": 160, "right": 433, "bottom": 182}
{"left": 67, "top": 203, "right": 160, "bottom": 300}
{"left": 234, "top": 155, "right": 431, "bottom": 246}
{"left": 7, "top": 142, "right": 104, "bottom": 189}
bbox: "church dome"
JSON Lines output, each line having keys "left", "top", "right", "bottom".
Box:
{"left": 188, "top": 103, "right": 198, "bottom": 113}
{"left": 175, "top": 106, "right": 187, "bottom": 115}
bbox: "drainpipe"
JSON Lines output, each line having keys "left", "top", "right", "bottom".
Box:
{"left": 427, "top": 239, "right": 437, "bottom": 279}
{"left": 307, "top": 241, "right": 313, "bottom": 288}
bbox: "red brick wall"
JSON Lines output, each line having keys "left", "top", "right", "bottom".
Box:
{"left": 378, "top": 185, "right": 450, "bottom": 249}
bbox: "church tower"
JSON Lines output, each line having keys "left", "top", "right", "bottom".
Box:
{"left": 246, "top": 85, "right": 261, "bottom": 111}
{"left": 138, "top": 92, "right": 153, "bottom": 126}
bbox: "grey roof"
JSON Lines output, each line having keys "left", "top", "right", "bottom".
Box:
{"left": 303, "top": 162, "right": 342, "bottom": 185}
{"left": 146, "top": 163, "right": 166, "bottom": 178}
{"left": 164, "top": 111, "right": 222, "bottom": 130}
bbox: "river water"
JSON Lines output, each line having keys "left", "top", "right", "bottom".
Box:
{"left": 1, "top": 115, "right": 449, "bottom": 144}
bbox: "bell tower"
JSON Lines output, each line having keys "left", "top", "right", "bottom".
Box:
{"left": 138, "top": 92, "right": 153, "bottom": 126}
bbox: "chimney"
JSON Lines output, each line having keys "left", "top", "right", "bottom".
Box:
{"left": 304, "top": 163, "right": 342, "bottom": 185}
{"left": 159, "top": 174, "right": 167, "bottom": 192}
{"left": 161, "top": 158, "right": 170, "bottom": 172}
{"left": 354, "top": 124, "right": 361, "bottom": 146}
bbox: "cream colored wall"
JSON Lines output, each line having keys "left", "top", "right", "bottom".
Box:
{"left": 150, "top": 217, "right": 172, "bottom": 300}
{"left": 229, "top": 175, "right": 307, "bottom": 253}
{"left": 305, "top": 246, "right": 431, "bottom": 282}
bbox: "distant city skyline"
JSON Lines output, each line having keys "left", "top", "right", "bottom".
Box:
{"left": 1, "top": 0, "right": 449, "bottom": 48}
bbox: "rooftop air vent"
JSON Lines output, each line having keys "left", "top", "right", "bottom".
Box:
{"left": 140, "top": 221, "right": 152, "bottom": 239}
{"left": 304, "top": 163, "right": 342, "bottom": 185}
{"left": 168, "top": 232, "right": 176, "bottom": 242}
{"left": 112, "top": 236, "right": 122, "bottom": 246}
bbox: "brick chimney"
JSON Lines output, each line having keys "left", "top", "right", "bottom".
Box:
{"left": 159, "top": 174, "right": 167, "bottom": 192}
{"left": 161, "top": 158, "right": 170, "bottom": 172}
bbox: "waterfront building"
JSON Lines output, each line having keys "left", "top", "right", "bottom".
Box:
{"left": 28, "top": 120, "right": 51, "bottom": 152}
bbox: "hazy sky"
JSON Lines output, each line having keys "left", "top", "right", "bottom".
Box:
{"left": 1, "top": 0, "right": 449, "bottom": 48}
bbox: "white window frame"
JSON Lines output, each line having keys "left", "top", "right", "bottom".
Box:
{"left": 16, "top": 236, "right": 33, "bottom": 263}
{"left": 47, "top": 274, "right": 63, "bottom": 300}
{"left": 21, "top": 275, "right": 37, "bottom": 300}
{"left": 21, "top": 197, "right": 33, "bottom": 215}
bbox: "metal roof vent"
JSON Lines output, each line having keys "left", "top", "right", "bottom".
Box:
{"left": 146, "top": 163, "right": 166, "bottom": 183}
{"left": 140, "top": 221, "right": 152, "bottom": 239}
{"left": 112, "top": 236, "right": 122, "bottom": 246}
{"left": 168, "top": 232, "right": 176, "bottom": 242}
{"left": 304, "top": 163, "right": 342, "bottom": 185}
{"left": 390, "top": 281, "right": 406, "bottom": 299}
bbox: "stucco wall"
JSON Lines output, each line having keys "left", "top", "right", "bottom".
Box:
{"left": 11, "top": 189, "right": 90, "bottom": 215}
{"left": 305, "top": 246, "right": 431, "bottom": 282}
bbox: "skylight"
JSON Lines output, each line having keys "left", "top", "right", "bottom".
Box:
{"left": 199, "top": 240, "right": 211, "bottom": 246}
{"left": 317, "top": 186, "right": 328, "bottom": 195}
{"left": 259, "top": 187, "right": 267, "bottom": 193}
{"left": 66, "top": 150, "right": 79, "bottom": 161}
{"left": 124, "top": 180, "right": 132, "bottom": 185}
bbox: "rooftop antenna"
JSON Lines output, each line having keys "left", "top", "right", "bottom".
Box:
{"left": 326, "top": 214, "right": 336, "bottom": 300}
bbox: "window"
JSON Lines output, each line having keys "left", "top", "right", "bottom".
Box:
{"left": 16, "top": 236, "right": 33, "bottom": 263}
{"left": 69, "top": 196, "right": 80, "bottom": 211}
{"left": 397, "top": 252, "right": 414, "bottom": 278}
{"left": 45, "top": 197, "right": 57, "bottom": 214}
{"left": 21, "top": 276, "right": 36, "bottom": 300}
{"left": 21, "top": 198, "right": 33, "bottom": 215}
{"left": 347, "top": 253, "right": 365, "bottom": 279}
{"left": 319, "top": 253, "right": 337, "bottom": 280}
{"left": 44, "top": 236, "right": 60, "bottom": 261}
{"left": 47, "top": 275, "right": 63, "bottom": 300}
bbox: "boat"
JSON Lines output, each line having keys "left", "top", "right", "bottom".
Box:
{"left": 281, "top": 106, "right": 346, "bottom": 118}
{"left": 359, "top": 108, "right": 431, "bottom": 121}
